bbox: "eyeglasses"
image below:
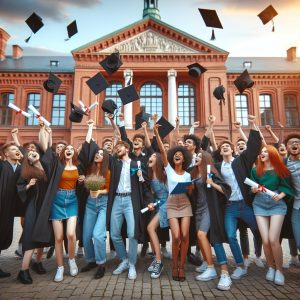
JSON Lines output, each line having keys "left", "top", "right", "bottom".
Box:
{"left": 287, "top": 140, "right": 300, "bottom": 145}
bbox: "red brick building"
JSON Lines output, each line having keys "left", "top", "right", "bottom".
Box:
{"left": 0, "top": 1, "right": 299, "bottom": 147}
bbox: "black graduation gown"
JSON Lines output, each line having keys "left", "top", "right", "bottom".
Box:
{"left": 191, "top": 172, "right": 232, "bottom": 245}
{"left": 0, "top": 161, "right": 21, "bottom": 251}
{"left": 17, "top": 172, "right": 51, "bottom": 251}
{"left": 107, "top": 157, "right": 154, "bottom": 243}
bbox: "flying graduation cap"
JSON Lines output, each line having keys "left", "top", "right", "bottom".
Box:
{"left": 198, "top": 8, "right": 223, "bottom": 40}
{"left": 65, "top": 20, "right": 78, "bottom": 41}
{"left": 25, "top": 12, "right": 44, "bottom": 43}
{"left": 99, "top": 50, "right": 123, "bottom": 76}
{"left": 43, "top": 73, "right": 62, "bottom": 94}
{"left": 213, "top": 85, "right": 226, "bottom": 105}
{"left": 233, "top": 70, "right": 254, "bottom": 95}
{"left": 257, "top": 5, "right": 278, "bottom": 32}
{"left": 187, "top": 63, "right": 207, "bottom": 78}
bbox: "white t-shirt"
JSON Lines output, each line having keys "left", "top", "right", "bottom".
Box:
{"left": 165, "top": 163, "right": 191, "bottom": 195}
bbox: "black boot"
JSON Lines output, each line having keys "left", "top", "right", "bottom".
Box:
{"left": 17, "top": 270, "right": 33, "bottom": 284}
{"left": 95, "top": 265, "right": 105, "bottom": 279}
{"left": 31, "top": 262, "right": 46, "bottom": 274}
{"left": 0, "top": 269, "right": 11, "bottom": 278}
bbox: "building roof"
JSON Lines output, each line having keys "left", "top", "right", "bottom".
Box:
{"left": 226, "top": 57, "right": 300, "bottom": 73}
{"left": 0, "top": 56, "right": 75, "bottom": 73}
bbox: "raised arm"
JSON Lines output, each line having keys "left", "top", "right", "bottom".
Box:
{"left": 189, "top": 121, "right": 199, "bottom": 135}
{"left": 141, "top": 121, "right": 151, "bottom": 148}
{"left": 107, "top": 113, "right": 121, "bottom": 139}
{"left": 153, "top": 124, "right": 168, "bottom": 167}
{"left": 11, "top": 128, "right": 21, "bottom": 147}
{"left": 44, "top": 126, "right": 53, "bottom": 148}
{"left": 265, "top": 125, "right": 279, "bottom": 144}
{"left": 85, "top": 119, "right": 94, "bottom": 143}
{"left": 170, "top": 116, "right": 180, "bottom": 148}
{"left": 38, "top": 122, "right": 48, "bottom": 153}
{"left": 233, "top": 121, "right": 248, "bottom": 142}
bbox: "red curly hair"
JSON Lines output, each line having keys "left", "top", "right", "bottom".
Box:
{"left": 256, "top": 145, "right": 290, "bottom": 178}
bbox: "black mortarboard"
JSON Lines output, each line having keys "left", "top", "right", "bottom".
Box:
{"left": 86, "top": 73, "right": 109, "bottom": 95}
{"left": 118, "top": 84, "right": 139, "bottom": 105}
{"left": 69, "top": 102, "right": 88, "bottom": 123}
{"left": 187, "top": 63, "right": 207, "bottom": 78}
{"left": 135, "top": 109, "right": 151, "bottom": 130}
{"left": 25, "top": 12, "right": 44, "bottom": 43}
{"left": 156, "top": 116, "right": 175, "bottom": 139}
{"left": 233, "top": 70, "right": 254, "bottom": 95}
{"left": 99, "top": 51, "right": 123, "bottom": 76}
{"left": 66, "top": 20, "right": 78, "bottom": 41}
{"left": 101, "top": 99, "right": 118, "bottom": 114}
{"left": 258, "top": 5, "right": 278, "bottom": 32}
{"left": 213, "top": 85, "right": 225, "bottom": 105}
{"left": 43, "top": 73, "right": 62, "bottom": 94}
{"left": 198, "top": 8, "right": 223, "bottom": 40}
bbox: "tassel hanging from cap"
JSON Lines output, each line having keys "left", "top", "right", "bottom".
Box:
{"left": 64, "top": 38, "right": 70, "bottom": 42}
{"left": 25, "top": 33, "right": 32, "bottom": 43}
{"left": 211, "top": 29, "right": 216, "bottom": 40}
{"left": 272, "top": 19, "right": 275, "bottom": 32}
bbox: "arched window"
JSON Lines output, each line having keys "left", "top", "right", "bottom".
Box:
{"left": 0, "top": 93, "right": 14, "bottom": 125}
{"left": 177, "top": 83, "right": 195, "bottom": 125}
{"left": 51, "top": 94, "right": 66, "bottom": 126}
{"left": 140, "top": 83, "right": 162, "bottom": 118}
{"left": 259, "top": 94, "right": 274, "bottom": 125}
{"left": 235, "top": 94, "right": 249, "bottom": 126}
{"left": 284, "top": 94, "right": 299, "bottom": 127}
{"left": 26, "top": 93, "right": 40, "bottom": 126}
{"left": 104, "top": 82, "right": 123, "bottom": 125}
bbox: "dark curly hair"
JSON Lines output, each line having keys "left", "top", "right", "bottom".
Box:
{"left": 183, "top": 134, "right": 201, "bottom": 153}
{"left": 284, "top": 134, "right": 300, "bottom": 146}
{"left": 167, "top": 145, "right": 193, "bottom": 171}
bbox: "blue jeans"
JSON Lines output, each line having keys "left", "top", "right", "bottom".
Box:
{"left": 224, "top": 201, "right": 258, "bottom": 265}
{"left": 213, "top": 243, "right": 228, "bottom": 265}
{"left": 83, "top": 195, "right": 108, "bottom": 264}
{"left": 292, "top": 208, "right": 300, "bottom": 251}
{"left": 110, "top": 195, "right": 138, "bottom": 265}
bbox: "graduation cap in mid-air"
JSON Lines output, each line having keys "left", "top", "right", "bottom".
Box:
{"left": 25, "top": 12, "right": 44, "bottom": 43}
{"left": 233, "top": 70, "right": 254, "bottom": 95}
{"left": 65, "top": 20, "right": 78, "bottom": 41}
{"left": 198, "top": 8, "right": 223, "bottom": 40}
{"left": 258, "top": 5, "right": 278, "bottom": 32}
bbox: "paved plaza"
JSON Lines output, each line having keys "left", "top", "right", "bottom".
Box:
{"left": 0, "top": 219, "right": 299, "bottom": 300}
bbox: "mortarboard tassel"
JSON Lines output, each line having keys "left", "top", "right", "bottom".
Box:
{"left": 126, "top": 78, "right": 132, "bottom": 86}
{"left": 272, "top": 19, "right": 275, "bottom": 32}
{"left": 211, "top": 29, "right": 216, "bottom": 40}
{"left": 64, "top": 38, "right": 70, "bottom": 42}
{"left": 25, "top": 33, "right": 32, "bottom": 43}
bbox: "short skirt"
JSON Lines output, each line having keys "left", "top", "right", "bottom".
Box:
{"left": 253, "top": 191, "right": 287, "bottom": 216}
{"left": 50, "top": 189, "right": 78, "bottom": 220}
{"left": 167, "top": 193, "right": 193, "bottom": 219}
{"left": 195, "top": 206, "right": 210, "bottom": 232}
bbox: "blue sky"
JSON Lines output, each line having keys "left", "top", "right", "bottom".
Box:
{"left": 0, "top": 0, "right": 299, "bottom": 57}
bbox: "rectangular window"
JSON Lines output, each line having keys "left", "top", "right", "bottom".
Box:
{"left": 284, "top": 94, "right": 299, "bottom": 127}
{"left": 0, "top": 93, "right": 14, "bottom": 125}
{"left": 235, "top": 94, "right": 249, "bottom": 126}
{"left": 26, "top": 93, "right": 41, "bottom": 126}
{"left": 177, "top": 84, "right": 196, "bottom": 126}
{"left": 259, "top": 94, "right": 274, "bottom": 126}
{"left": 51, "top": 94, "right": 66, "bottom": 126}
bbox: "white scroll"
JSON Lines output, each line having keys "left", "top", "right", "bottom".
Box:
{"left": 141, "top": 200, "right": 161, "bottom": 214}
{"left": 28, "top": 104, "right": 51, "bottom": 127}
{"left": 244, "top": 177, "right": 276, "bottom": 197}
{"left": 8, "top": 103, "right": 31, "bottom": 118}
{"left": 207, "top": 164, "right": 211, "bottom": 188}
{"left": 79, "top": 100, "right": 98, "bottom": 113}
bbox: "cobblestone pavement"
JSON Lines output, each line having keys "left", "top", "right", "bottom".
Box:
{"left": 0, "top": 219, "right": 299, "bottom": 299}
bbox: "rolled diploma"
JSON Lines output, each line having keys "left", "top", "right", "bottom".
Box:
{"left": 141, "top": 200, "right": 160, "bottom": 214}
{"left": 207, "top": 164, "right": 211, "bottom": 188}
{"left": 78, "top": 100, "right": 88, "bottom": 112}
{"left": 8, "top": 103, "right": 31, "bottom": 118}
{"left": 244, "top": 177, "right": 276, "bottom": 197}
{"left": 28, "top": 104, "right": 51, "bottom": 127}
{"left": 88, "top": 102, "right": 98, "bottom": 111}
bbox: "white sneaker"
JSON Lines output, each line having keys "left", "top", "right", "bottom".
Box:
{"left": 161, "top": 247, "right": 171, "bottom": 259}
{"left": 254, "top": 257, "right": 265, "bottom": 268}
{"left": 290, "top": 256, "right": 300, "bottom": 267}
{"left": 195, "top": 261, "right": 208, "bottom": 273}
{"left": 128, "top": 263, "right": 137, "bottom": 280}
{"left": 195, "top": 267, "right": 217, "bottom": 281}
{"left": 113, "top": 259, "right": 129, "bottom": 275}
{"left": 54, "top": 266, "right": 64, "bottom": 282}
{"left": 217, "top": 272, "right": 232, "bottom": 291}
{"left": 231, "top": 267, "right": 247, "bottom": 279}
{"left": 68, "top": 258, "right": 78, "bottom": 276}
{"left": 244, "top": 258, "right": 251, "bottom": 268}
{"left": 266, "top": 267, "right": 275, "bottom": 281}
{"left": 274, "top": 270, "right": 285, "bottom": 286}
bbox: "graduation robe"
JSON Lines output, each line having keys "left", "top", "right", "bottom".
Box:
{"left": 0, "top": 160, "right": 21, "bottom": 251}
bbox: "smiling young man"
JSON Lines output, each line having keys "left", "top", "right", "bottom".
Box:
{"left": 284, "top": 134, "right": 300, "bottom": 253}
{"left": 214, "top": 115, "right": 262, "bottom": 280}
{"left": 0, "top": 142, "right": 22, "bottom": 278}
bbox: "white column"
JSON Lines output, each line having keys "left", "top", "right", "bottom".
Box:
{"left": 123, "top": 69, "right": 133, "bottom": 129}
{"left": 168, "top": 69, "right": 177, "bottom": 126}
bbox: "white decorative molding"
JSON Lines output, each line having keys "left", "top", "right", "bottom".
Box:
{"left": 99, "top": 29, "right": 198, "bottom": 54}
